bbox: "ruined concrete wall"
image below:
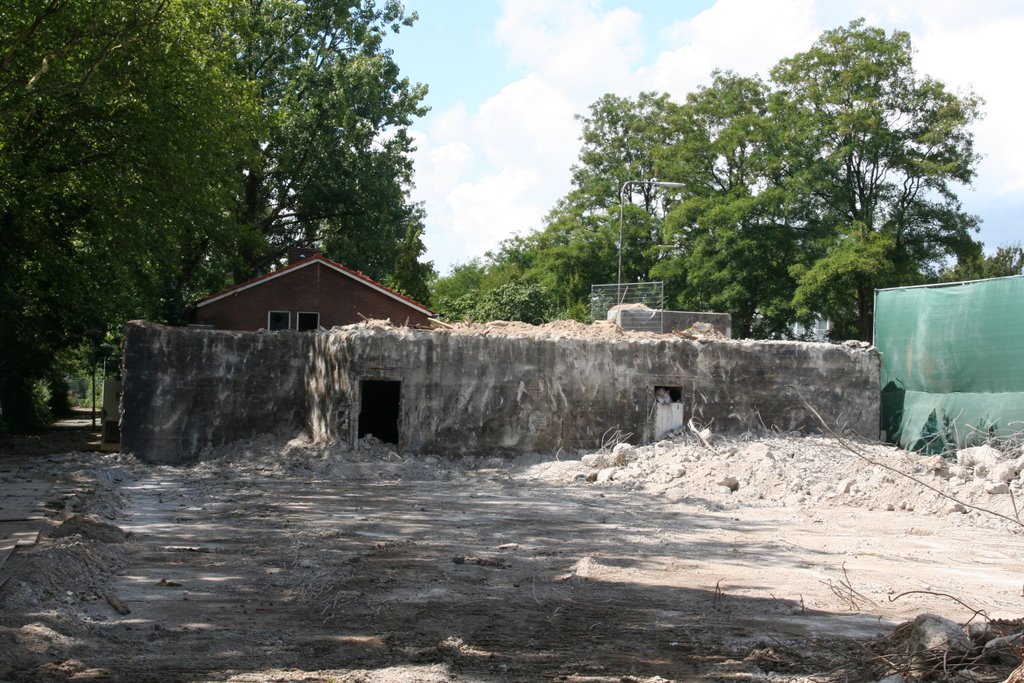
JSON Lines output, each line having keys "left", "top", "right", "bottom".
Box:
{"left": 312, "top": 328, "right": 878, "bottom": 454}
{"left": 122, "top": 321, "right": 880, "bottom": 464}
{"left": 121, "top": 322, "right": 313, "bottom": 464}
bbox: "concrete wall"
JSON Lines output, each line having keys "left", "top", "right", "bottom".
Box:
{"left": 122, "top": 321, "right": 880, "bottom": 464}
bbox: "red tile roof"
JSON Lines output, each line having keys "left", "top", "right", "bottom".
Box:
{"left": 195, "top": 253, "right": 434, "bottom": 316}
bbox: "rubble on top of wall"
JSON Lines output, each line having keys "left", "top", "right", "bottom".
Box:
{"left": 344, "top": 318, "right": 731, "bottom": 343}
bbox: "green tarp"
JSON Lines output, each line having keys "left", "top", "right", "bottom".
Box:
{"left": 874, "top": 276, "right": 1024, "bottom": 452}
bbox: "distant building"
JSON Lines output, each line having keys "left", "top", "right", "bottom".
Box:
{"left": 192, "top": 249, "right": 432, "bottom": 331}
{"left": 791, "top": 317, "right": 832, "bottom": 342}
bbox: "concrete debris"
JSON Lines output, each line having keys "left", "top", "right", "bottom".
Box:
{"left": 596, "top": 467, "right": 617, "bottom": 483}
{"left": 612, "top": 442, "right": 637, "bottom": 466}
{"left": 835, "top": 478, "right": 855, "bottom": 494}
{"left": 451, "top": 555, "right": 507, "bottom": 568}
{"left": 985, "top": 482, "right": 1010, "bottom": 495}
{"left": 957, "top": 445, "right": 1006, "bottom": 470}
{"left": 983, "top": 632, "right": 1024, "bottom": 666}
{"left": 581, "top": 452, "right": 613, "bottom": 469}
{"left": 744, "top": 443, "right": 774, "bottom": 461}
{"left": 990, "top": 462, "right": 1019, "bottom": 483}
{"left": 717, "top": 476, "right": 739, "bottom": 492}
{"left": 907, "top": 613, "right": 972, "bottom": 670}
{"left": 920, "top": 456, "right": 949, "bottom": 477}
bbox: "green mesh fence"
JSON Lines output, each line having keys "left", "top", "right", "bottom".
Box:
{"left": 874, "top": 276, "right": 1024, "bottom": 452}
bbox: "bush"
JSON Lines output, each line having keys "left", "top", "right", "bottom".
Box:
{"left": 31, "top": 379, "right": 54, "bottom": 427}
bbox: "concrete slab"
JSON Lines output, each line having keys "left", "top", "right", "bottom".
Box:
{"left": 0, "top": 478, "right": 53, "bottom": 573}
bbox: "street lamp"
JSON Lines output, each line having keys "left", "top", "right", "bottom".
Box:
{"left": 617, "top": 179, "right": 685, "bottom": 287}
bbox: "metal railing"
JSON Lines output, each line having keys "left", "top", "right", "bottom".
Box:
{"left": 590, "top": 282, "right": 665, "bottom": 333}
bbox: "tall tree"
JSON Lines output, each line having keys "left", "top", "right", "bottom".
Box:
{"left": 939, "top": 243, "right": 1024, "bottom": 282}
{"left": 771, "top": 20, "right": 982, "bottom": 340}
{"left": 229, "top": 0, "right": 427, "bottom": 282}
{"left": 384, "top": 206, "right": 434, "bottom": 306}
{"left": 0, "top": 0, "right": 251, "bottom": 429}
{"left": 653, "top": 71, "right": 801, "bottom": 337}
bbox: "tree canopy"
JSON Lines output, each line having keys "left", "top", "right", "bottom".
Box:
{"left": 433, "top": 20, "right": 987, "bottom": 343}
{"left": 0, "top": 0, "right": 428, "bottom": 431}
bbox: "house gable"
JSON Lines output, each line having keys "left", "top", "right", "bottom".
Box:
{"left": 193, "top": 256, "right": 432, "bottom": 331}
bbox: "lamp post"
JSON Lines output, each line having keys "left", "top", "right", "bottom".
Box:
{"left": 617, "top": 179, "right": 685, "bottom": 287}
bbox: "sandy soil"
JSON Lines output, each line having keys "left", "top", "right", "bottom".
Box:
{"left": 1, "top": 427, "right": 1023, "bottom": 682}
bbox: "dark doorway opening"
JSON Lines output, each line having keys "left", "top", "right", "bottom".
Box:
{"left": 358, "top": 380, "right": 400, "bottom": 445}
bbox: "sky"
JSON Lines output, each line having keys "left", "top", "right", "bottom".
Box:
{"left": 387, "top": 0, "right": 1024, "bottom": 274}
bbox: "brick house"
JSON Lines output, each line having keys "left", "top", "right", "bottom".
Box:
{"left": 192, "top": 249, "right": 433, "bottom": 331}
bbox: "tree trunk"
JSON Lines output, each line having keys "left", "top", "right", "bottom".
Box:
{"left": 0, "top": 373, "right": 42, "bottom": 433}
{"left": 857, "top": 280, "right": 873, "bottom": 342}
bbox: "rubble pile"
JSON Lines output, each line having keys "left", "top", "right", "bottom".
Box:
{"left": 521, "top": 434, "right": 1024, "bottom": 530}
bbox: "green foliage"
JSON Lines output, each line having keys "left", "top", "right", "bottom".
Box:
{"left": 771, "top": 20, "right": 981, "bottom": 339}
{"left": 0, "top": 0, "right": 430, "bottom": 430}
{"left": 231, "top": 0, "right": 427, "bottom": 283}
{"left": 0, "top": 0, "right": 253, "bottom": 429}
{"left": 473, "top": 20, "right": 983, "bottom": 342}
{"left": 473, "top": 282, "right": 549, "bottom": 324}
{"left": 939, "top": 243, "right": 1024, "bottom": 282}
{"left": 652, "top": 71, "right": 800, "bottom": 337}
{"left": 384, "top": 210, "right": 435, "bottom": 306}
{"left": 31, "top": 379, "right": 53, "bottom": 429}
{"left": 430, "top": 251, "right": 552, "bottom": 323}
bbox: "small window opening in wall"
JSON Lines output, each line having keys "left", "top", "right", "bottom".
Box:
{"left": 358, "top": 380, "right": 400, "bottom": 445}
{"left": 297, "top": 311, "right": 320, "bottom": 331}
{"left": 268, "top": 310, "right": 290, "bottom": 331}
{"left": 655, "top": 386, "right": 683, "bottom": 404}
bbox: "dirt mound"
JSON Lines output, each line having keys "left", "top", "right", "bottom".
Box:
{"left": 48, "top": 514, "right": 127, "bottom": 543}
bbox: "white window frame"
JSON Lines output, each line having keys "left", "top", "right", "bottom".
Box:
{"left": 296, "top": 311, "right": 320, "bottom": 332}
{"left": 267, "top": 310, "right": 291, "bottom": 331}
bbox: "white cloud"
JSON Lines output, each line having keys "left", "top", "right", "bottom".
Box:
{"left": 410, "top": 0, "right": 1024, "bottom": 271}
{"left": 496, "top": 0, "right": 644, "bottom": 93}
{"left": 912, "top": 16, "right": 1024, "bottom": 194}
{"left": 475, "top": 75, "right": 580, "bottom": 169}
{"left": 446, "top": 167, "right": 548, "bottom": 255}
{"left": 639, "top": 0, "right": 819, "bottom": 96}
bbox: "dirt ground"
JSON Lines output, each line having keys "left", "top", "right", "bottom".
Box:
{"left": 1, "top": 421, "right": 1023, "bottom": 682}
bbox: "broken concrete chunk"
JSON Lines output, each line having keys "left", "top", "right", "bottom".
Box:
{"left": 596, "top": 467, "right": 617, "bottom": 483}
{"left": 983, "top": 632, "right": 1024, "bottom": 666}
{"left": 957, "top": 445, "right": 1005, "bottom": 469}
{"left": 717, "top": 476, "right": 739, "bottom": 492}
{"left": 990, "top": 462, "right": 1019, "bottom": 483}
{"left": 949, "top": 503, "right": 968, "bottom": 514}
{"left": 835, "top": 478, "right": 855, "bottom": 494}
{"left": 907, "top": 613, "right": 971, "bottom": 670}
{"left": 581, "top": 452, "right": 613, "bottom": 469}
{"left": 611, "top": 443, "right": 637, "bottom": 466}
{"left": 985, "top": 482, "right": 1010, "bottom": 495}
{"left": 920, "top": 456, "right": 949, "bottom": 478}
